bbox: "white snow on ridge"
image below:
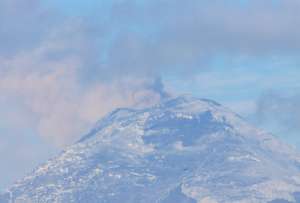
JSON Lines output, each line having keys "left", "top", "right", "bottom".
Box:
{"left": 2, "top": 95, "right": 300, "bottom": 203}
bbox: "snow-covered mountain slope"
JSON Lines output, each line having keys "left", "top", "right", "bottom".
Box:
{"left": 2, "top": 95, "right": 300, "bottom": 203}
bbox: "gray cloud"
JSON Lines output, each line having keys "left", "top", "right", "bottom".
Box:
{"left": 256, "top": 91, "right": 300, "bottom": 140}
{"left": 96, "top": 0, "right": 300, "bottom": 76}
{"left": 0, "top": 0, "right": 58, "bottom": 56}
{"left": 0, "top": 0, "right": 168, "bottom": 146}
{"left": 3, "top": 0, "right": 300, "bottom": 77}
{"left": 1, "top": 0, "right": 300, "bottom": 146}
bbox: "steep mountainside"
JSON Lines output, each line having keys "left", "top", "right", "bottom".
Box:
{"left": 2, "top": 96, "right": 300, "bottom": 203}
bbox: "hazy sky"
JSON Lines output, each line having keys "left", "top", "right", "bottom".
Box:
{"left": 1, "top": 0, "right": 300, "bottom": 190}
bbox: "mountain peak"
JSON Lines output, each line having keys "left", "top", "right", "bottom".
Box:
{"left": 160, "top": 94, "right": 222, "bottom": 108}
{"left": 79, "top": 95, "right": 232, "bottom": 144}
{"left": 2, "top": 96, "right": 300, "bottom": 203}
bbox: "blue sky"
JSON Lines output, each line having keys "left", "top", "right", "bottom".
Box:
{"left": 1, "top": 0, "right": 300, "bottom": 191}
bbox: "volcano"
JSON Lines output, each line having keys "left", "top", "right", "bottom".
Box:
{"left": 2, "top": 95, "right": 300, "bottom": 203}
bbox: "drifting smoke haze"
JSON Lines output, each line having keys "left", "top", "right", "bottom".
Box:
{"left": 1, "top": 0, "right": 300, "bottom": 146}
